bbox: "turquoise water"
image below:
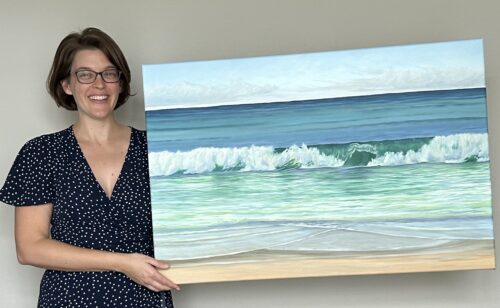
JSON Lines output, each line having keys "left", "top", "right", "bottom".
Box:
{"left": 146, "top": 88, "right": 494, "bottom": 262}
{"left": 152, "top": 162, "right": 492, "bottom": 260}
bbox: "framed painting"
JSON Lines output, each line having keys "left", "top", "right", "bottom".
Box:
{"left": 143, "top": 39, "right": 495, "bottom": 284}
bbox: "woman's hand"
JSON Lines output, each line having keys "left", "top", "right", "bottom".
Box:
{"left": 118, "top": 253, "right": 180, "bottom": 292}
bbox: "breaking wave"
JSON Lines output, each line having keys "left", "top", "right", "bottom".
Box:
{"left": 148, "top": 133, "right": 489, "bottom": 176}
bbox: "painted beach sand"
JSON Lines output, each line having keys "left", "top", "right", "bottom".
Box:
{"left": 143, "top": 40, "right": 495, "bottom": 283}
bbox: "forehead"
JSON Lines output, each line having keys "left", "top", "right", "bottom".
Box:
{"left": 72, "top": 49, "right": 114, "bottom": 70}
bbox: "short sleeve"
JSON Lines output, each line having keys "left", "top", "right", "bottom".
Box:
{"left": 0, "top": 137, "right": 55, "bottom": 206}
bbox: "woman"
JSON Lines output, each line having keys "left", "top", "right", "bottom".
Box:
{"left": 0, "top": 27, "right": 178, "bottom": 307}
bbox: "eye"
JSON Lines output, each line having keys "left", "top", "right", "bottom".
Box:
{"left": 77, "top": 70, "right": 95, "bottom": 80}
{"left": 103, "top": 70, "right": 119, "bottom": 80}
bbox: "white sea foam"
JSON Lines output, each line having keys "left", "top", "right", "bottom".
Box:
{"left": 367, "top": 133, "right": 489, "bottom": 166}
{"left": 148, "top": 133, "right": 489, "bottom": 176}
{"left": 148, "top": 144, "right": 344, "bottom": 176}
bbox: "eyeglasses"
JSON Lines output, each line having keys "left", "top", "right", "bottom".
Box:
{"left": 74, "top": 69, "right": 122, "bottom": 84}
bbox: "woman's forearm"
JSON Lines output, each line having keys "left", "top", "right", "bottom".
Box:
{"left": 16, "top": 237, "right": 126, "bottom": 272}
{"left": 15, "top": 203, "right": 178, "bottom": 291}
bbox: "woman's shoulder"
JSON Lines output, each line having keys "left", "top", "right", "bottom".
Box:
{"left": 21, "top": 127, "right": 72, "bottom": 155}
{"left": 131, "top": 126, "right": 146, "bottom": 137}
{"left": 27, "top": 127, "right": 70, "bottom": 141}
{"left": 130, "top": 126, "right": 148, "bottom": 146}
{"left": 1, "top": 127, "right": 71, "bottom": 206}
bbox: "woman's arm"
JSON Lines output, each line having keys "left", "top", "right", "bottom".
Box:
{"left": 15, "top": 204, "right": 179, "bottom": 292}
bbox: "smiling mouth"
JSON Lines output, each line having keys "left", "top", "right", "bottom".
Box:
{"left": 89, "top": 95, "right": 109, "bottom": 101}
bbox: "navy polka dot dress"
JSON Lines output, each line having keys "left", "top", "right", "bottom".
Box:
{"left": 0, "top": 126, "right": 174, "bottom": 308}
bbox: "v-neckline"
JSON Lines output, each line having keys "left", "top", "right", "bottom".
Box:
{"left": 70, "top": 125, "right": 133, "bottom": 202}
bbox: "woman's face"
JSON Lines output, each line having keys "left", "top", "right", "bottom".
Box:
{"left": 62, "top": 49, "right": 122, "bottom": 121}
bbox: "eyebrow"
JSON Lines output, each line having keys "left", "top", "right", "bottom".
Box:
{"left": 74, "top": 66, "right": 117, "bottom": 71}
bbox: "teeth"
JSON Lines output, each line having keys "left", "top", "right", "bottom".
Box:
{"left": 89, "top": 95, "right": 108, "bottom": 100}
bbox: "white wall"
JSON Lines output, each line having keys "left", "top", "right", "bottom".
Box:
{"left": 1, "top": 0, "right": 498, "bottom": 307}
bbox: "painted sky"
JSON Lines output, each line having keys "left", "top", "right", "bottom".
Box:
{"left": 143, "top": 39, "right": 485, "bottom": 110}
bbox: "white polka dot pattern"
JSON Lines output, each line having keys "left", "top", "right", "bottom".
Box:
{"left": 0, "top": 127, "right": 173, "bottom": 308}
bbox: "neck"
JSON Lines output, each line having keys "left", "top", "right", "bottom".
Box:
{"left": 73, "top": 116, "right": 125, "bottom": 143}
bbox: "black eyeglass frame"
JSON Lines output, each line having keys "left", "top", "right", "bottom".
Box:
{"left": 73, "top": 69, "right": 122, "bottom": 84}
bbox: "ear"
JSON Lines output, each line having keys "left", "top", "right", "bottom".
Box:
{"left": 61, "top": 79, "right": 73, "bottom": 95}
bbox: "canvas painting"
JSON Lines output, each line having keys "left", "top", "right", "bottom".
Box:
{"left": 143, "top": 39, "right": 495, "bottom": 284}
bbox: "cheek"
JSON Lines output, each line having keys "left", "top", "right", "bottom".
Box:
{"left": 69, "top": 84, "right": 91, "bottom": 101}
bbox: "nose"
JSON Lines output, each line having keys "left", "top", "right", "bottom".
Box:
{"left": 92, "top": 74, "right": 105, "bottom": 88}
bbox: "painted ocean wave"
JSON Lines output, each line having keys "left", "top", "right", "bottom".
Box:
{"left": 148, "top": 133, "right": 489, "bottom": 176}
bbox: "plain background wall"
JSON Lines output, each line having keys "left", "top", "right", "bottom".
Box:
{"left": 1, "top": 0, "right": 499, "bottom": 307}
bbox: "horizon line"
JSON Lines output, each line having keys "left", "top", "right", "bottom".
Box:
{"left": 145, "top": 86, "right": 485, "bottom": 112}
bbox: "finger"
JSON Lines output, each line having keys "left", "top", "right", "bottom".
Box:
{"left": 162, "top": 276, "right": 180, "bottom": 291}
{"left": 148, "top": 271, "right": 179, "bottom": 291}
{"left": 167, "top": 280, "right": 180, "bottom": 291}
{"left": 151, "top": 272, "right": 174, "bottom": 289}
{"left": 149, "top": 279, "right": 173, "bottom": 292}
{"left": 146, "top": 257, "right": 169, "bottom": 268}
{"left": 146, "top": 257, "right": 170, "bottom": 269}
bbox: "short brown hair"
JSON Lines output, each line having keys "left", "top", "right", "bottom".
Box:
{"left": 47, "top": 27, "right": 131, "bottom": 110}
